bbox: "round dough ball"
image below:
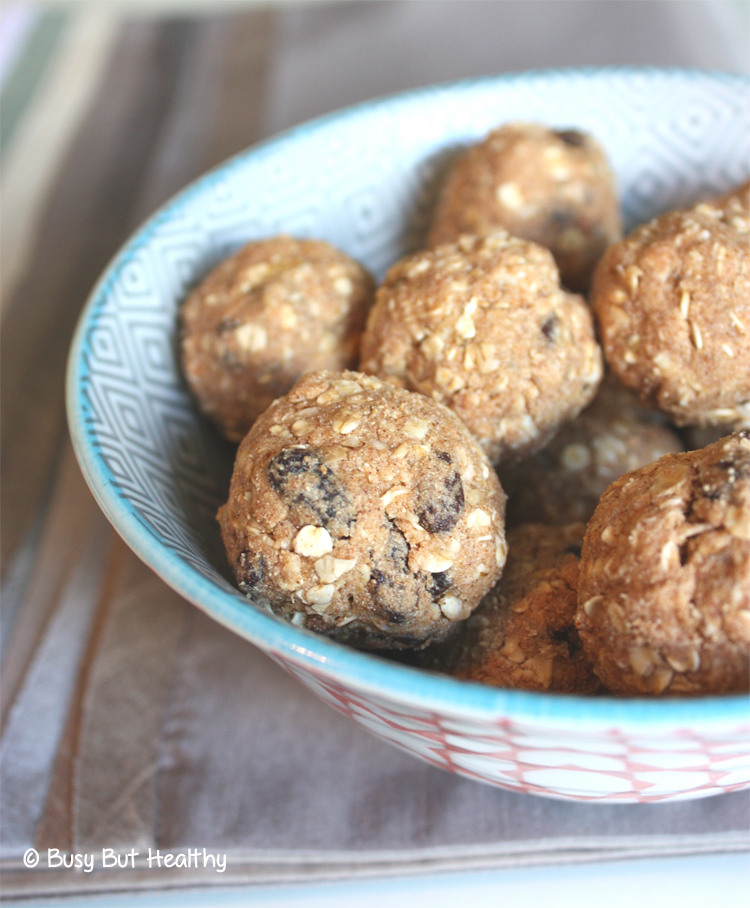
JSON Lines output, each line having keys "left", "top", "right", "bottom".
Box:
{"left": 427, "top": 122, "right": 621, "bottom": 291}
{"left": 419, "top": 523, "right": 601, "bottom": 693}
{"left": 218, "top": 370, "right": 507, "bottom": 650}
{"left": 576, "top": 432, "right": 750, "bottom": 695}
{"left": 500, "top": 377, "right": 684, "bottom": 527}
{"left": 180, "top": 236, "right": 374, "bottom": 441}
{"left": 590, "top": 185, "right": 750, "bottom": 428}
{"left": 360, "top": 233, "right": 603, "bottom": 465}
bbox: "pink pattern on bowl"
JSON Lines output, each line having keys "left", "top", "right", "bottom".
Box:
{"left": 274, "top": 654, "right": 750, "bottom": 803}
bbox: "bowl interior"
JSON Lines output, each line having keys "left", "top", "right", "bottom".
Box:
{"left": 68, "top": 68, "right": 750, "bottom": 727}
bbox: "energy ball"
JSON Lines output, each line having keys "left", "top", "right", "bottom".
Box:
{"left": 180, "top": 236, "right": 374, "bottom": 442}
{"left": 590, "top": 185, "right": 750, "bottom": 429}
{"left": 576, "top": 432, "right": 750, "bottom": 696}
{"left": 500, "top": 377, "right": 684, "bottom": 527}
{"left": 419, "top": 523, "right": 601, "bottom": 693}
{"left": 427, "top": 122, "right": 621, "bottom": 291}
{"left": 218, "top": 370, "right": 507, "bottom": 650}
{"left": 360, "top": 233, "right": 603, "bottom": 465}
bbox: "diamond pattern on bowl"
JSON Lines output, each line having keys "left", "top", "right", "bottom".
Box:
{"left": 272, "top": 654, "right": 750, "bottom": 802}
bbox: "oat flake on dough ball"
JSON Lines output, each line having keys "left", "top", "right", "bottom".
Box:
{"left": 180, "top": 235, "right": 374, "bottom": 442}
{"left": 360, "top": 232, "right": 603, "bottom": 465}
{"left": 218, "top": 371, "right": 507, "bottom": 650}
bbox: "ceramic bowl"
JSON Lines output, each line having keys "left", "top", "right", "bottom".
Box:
{"left": 67, "top": 68, "right": 750, "bottom": 803}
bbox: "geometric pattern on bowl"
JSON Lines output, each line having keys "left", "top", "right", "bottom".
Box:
{"left": 276, "top": 655, "right": 750, "bottom": 803}
{"left": 68, "top": 68, "right": 750, "bottom": 802}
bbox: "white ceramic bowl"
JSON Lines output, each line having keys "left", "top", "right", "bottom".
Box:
{"left": 67, "top": 68, "right": 750, "bottom": 803}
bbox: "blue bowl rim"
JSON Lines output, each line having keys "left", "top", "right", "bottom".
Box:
{"left": 67, "top": 66, "right": 750, "bottom": 732}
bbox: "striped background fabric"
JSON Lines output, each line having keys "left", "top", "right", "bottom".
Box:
{"left": 1, "top": 1, "right": 749, "bottom": 899}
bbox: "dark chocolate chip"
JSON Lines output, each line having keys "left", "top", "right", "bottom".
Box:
{"left": 417, "top": 457, "right": 465, "bottom": 534}
{"left": 428, "top": 570, "right": 451, "bottom": 600}
{"left": 369, "top": 520, "right": 411, "bottom": 592}
{"left": 238, "top": 551, "right": 265, "bottom": 593}
{"left": 368, "top": 520, "right": 416, "bottom": 622}
{"left": 436, "top": 451, "right": 453, "bottom": 464}
{"left": 267, "top": 447, "right": 314, "bottom": 483}
{"left": 267, "top": 446, "right": 354, "bottom": 532}
{"left": 555, "top": 129, "right": 586, "bottom": 147}
{"left": 386, "top": 518, "right": 410, "bottom": 573}
{"left": 541, "top": 313, "right": 560, "bottom": 343}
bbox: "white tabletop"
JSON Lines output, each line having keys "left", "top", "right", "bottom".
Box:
{"left": 12, "top": 853, "right": 750, "bottom": 907}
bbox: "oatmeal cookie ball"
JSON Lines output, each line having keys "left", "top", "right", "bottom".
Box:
{"left": 180, "top": 236, "right": 374, "bottom": 442}
{"left": 360, "top": 233, "right": 603, "bottom": 465}
{"left": 576, "top": 432, "right": 750, "bottom": 696}
{"left": 218, "top": 371, "right": 507, "bottom": 650}
{"left": 420, "top": 523, "right": 601, "bottom": 693}
{"left": 590, "top": 186, "right": 750, "bottom": 429}
{"left": 427, "top": 122, "right": 621, "bottom": 291}
{"left": 500, "top": 377, "right": 684, "bottom": 527}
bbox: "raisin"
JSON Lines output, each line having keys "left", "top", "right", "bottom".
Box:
{"left": 267, "top": 446, "right": 354, "bottom": 533}
{"left": 417, "top": 456, "right": 465, "bottom": 534}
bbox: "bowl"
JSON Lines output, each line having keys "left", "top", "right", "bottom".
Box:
{"left": 67, "top": 68, "right": 750, "bottom": 803}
